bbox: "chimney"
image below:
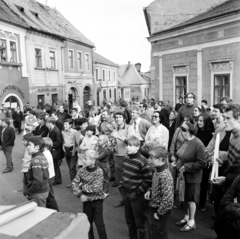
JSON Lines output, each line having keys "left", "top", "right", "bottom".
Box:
{"left": 135, "top": 62, "right": 141, "bottom": 72}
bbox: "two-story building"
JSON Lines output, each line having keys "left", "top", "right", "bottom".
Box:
{"left": 0, "top": 0, "right": 29, "bottom": 110}
{"left": 144, "top": 0, "right": 240, "bottom": 105}
{"left": 118, "top": 62, "right": 151, "bottom": 102}
{"left": 93, "top": 52, "right": 118, "bottom": 106}
{"left": 4, "top": 0, "right": 95, "bottom": 110}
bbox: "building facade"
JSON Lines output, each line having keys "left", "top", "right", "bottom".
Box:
{"left": 0, "top": 1, "right": 29, "bottom": 111}
{"left": 93, "top": 52, "right": 118, "bottom": 106}
{"left": 145, "top": 0, "right": 240, "bottom": 106}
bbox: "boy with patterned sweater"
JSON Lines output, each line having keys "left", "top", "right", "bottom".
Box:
{"left": 145, "top": 147, "right": 174, "bottom": 239}
{"left": 72, "top": 149, "right": 108, "bottom": 239}
{"left": 26, "top": 136, "right": 49, "bottom": 207}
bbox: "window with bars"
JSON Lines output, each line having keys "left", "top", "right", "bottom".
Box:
{"left": 175, "top": 76, "right": 187, "bottom": 103}
{"left": 10, "top": 41, "right": 17, "bottom": 62}
{"left": 69, "top": 50, "right": 74, "bottom": 69}
{"left": 77, "top": 52, "right": 82, "bottom": 70}
{"left": 35, "top": 48, "right": 42, "bottom": 68}
{"left": 214, "top": 74, "right": 230, "bottom": 104}
{"left": 50, "top": 51, "right": 55, "bottom": 69}
{"left": 0, "top": 39, "right": 7, "bottom": 62}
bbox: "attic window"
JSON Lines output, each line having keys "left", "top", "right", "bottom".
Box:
{"left": 30, "top": 10, "right": 38, "bottom": 18}
{"left": 15, "top": 5, "right": 24, "bottom": 12}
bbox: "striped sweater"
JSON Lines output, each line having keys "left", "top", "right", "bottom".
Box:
{"left": 27, "top": 152, "right": 49, "bottom": 195}
{"left": 72, "top": 166, "right": 105, "bottom": 201}
{"left": 150, "top": 165, "right": 174, "bottom": 216}
{"left": 120, "top": 152, "right": 152, "bottom": 194}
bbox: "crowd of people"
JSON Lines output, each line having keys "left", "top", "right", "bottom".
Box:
{"left": 0, "top": 94, "right": 240, "bottom": 239}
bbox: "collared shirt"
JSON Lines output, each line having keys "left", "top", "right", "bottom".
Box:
{"left": 62, "top": 128, "right": 77, "bottom": 147}
{"left": 213, "top": 118, "right": 225, "bottom": 131}
{"left": 133, "top": 117, "right": 143, "bottom": 141}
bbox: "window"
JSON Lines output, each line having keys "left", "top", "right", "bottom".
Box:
{"left": 10, "top": 41, "right": 17, "bottom": 62}
{"left": 109, "top": 71, "right": 111, "bottom": 82}
{"left": 109, "top": 89, "right": 112, "bottom": 99}
{"left": 114, "top": 88, "right": 116, "bottom": 102}
{"left": 103, "top": 70, "right": 105, "bottom": 82}
{"left": 214, "top": 74, "right": 230, "bottom": 104}
{"left": 77, "top": 52, "right": 82, "bottom": 70}
{"left": 124, "top": 90, "right": 130, "bottom": 100}
{"left": 35, "top": 48, "right": 42, "bottom": 68}
{"left": 85, "top": 53, "right": 90, "bottom": 71}
{"left": 175, "top": 76, "right": 187, "bottom": 103}
{"left": 113, "top": 71, "right": 116, "bottom": 82}
{"left": 0, "top": 39, "right": 7, "bottom": 62}
{"left": 49, "top": 51, "right": 55, "bottom": 69}
{"left": 103, "top": 89, "right": 106, "bottom": 99}
{"left": 68, "top": 50, "right": 74, "bottom": 69}
{"left": 95, "top": 69, "right": 99, "bottom": 81}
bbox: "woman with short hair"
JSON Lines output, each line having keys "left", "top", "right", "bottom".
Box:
{"left": 176, "top": 122, "right": 206, "bottom": 232}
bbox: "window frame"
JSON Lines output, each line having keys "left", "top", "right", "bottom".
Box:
{"left": 175, "top": 75, "right": 188, "bottom": 105}
{"left": 108, "top": 70, "right": 111, "bottom": 82}
{"left": 213, "top": 74, "right": 230, "bottom": 104}
{"left": 124, "top": 89, "right": 130, "bottom": 100}
{"left": 49, "top": 50, "right": 56, "bottom": 69}
{"left": 35, "top": 48, "right": 43, "bottom": 68}
{"left": 9, "top": 41, "right": 17, "bottom": 63}
{"left": 77, "top": 51, "right": 83, "bottom": 70}
{"left": 95, "top": 68, "right": 99, "bottom": 81}
{"left": 68, "top": 49, "right": 74, "bottom": 70}
{"left": 85, "top": 53, "right": 90, "bottom": 71}
{"left": 0, "top": 39, "right": 7, "bottom": 62}
{"left": 103, "top": 69, "right": 106, "bottom": 82}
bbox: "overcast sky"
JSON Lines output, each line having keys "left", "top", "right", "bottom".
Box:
{"left": 38, "top": 0, "right": 153, "bottom": 72}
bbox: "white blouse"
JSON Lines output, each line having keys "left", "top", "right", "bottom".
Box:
{"left": 145, "top": 124, "right": 169, "bottom": 150}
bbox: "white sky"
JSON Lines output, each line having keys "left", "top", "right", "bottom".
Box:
{"left": 37, "top": 0, "right": 153, "bottom": 72}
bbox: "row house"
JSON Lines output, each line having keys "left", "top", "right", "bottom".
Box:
{"left": 2, "top": 0, "right": 95, "bottom": 110}
{"left": 0, "top": 0, "right": 29, "bottom": 110}
{"left": 144, "top": 0, "right": 240, "bottom": 106}
{"left": 93, "top": 52, "right": 118, "bottom": 106}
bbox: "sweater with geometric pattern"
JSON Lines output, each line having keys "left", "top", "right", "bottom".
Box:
{"left": 27, "top": 152, "right": 49, "bottom": 195}
{"left": 72, "top": 166, "right": 105, "bottom": 201}
{"left": 149, "top": 164, "right": 174, "bottom": 216}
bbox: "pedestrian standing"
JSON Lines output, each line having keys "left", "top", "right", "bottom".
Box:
{"left": 1, "top": 118, "right": 15, "bottom": 173}
{"left": 72, "top": 149, "right": 108, "bottom": 239}
{"left": 12, "top": 107, "right": 23, "bottom": 134}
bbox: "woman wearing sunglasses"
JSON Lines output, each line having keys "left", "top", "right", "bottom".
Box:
{"left": 175, "top": 122, "right": 206, "bottom": 232}
{"left": 145, "top": 111, "right": 169, "bottom": 150}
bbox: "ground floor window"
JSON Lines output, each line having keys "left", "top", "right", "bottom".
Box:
{"left": 175, "top": 76, "right": 187, "bottom": 103}
{"left": 52, "top": 94, "right": 58, "bottom": 104}
{"left": 214, "top": 74, "right": 230, "bottom": 104}
{"left": 124, "top": 90, "right": 130, "bottom": 100}
{"left": 38, "top": 95, "right": 45, "bottom": 109}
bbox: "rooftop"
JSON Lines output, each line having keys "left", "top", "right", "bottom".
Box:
{"left": 3, "top": 0, "right": 95, "bottom": 47}
{"left": 153, "top": 0, "right": 240, "bottom": 36}
{"left": 93, "top": 52, "right": 119, "bottom": 68}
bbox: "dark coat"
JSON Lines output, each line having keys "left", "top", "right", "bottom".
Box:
{"left": 33, "top": 124, "right": 49, "bottom": 137}
{"left": 12, "top": 111, "right": 23, "bottom": 122}
{"left": 49, "top": 126, "right": 64, "bottom": 161}
{"left": 1, "top": 126, "right": 15, "bottom": 147}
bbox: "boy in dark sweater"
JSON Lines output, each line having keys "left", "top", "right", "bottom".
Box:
{"left": 72, "top": 149, "right": 108, "bottom": 239}
{"left": 26, "top": 136, "right": 49, "bottom": 207}
{"left": 145, "top": 147, "right": 174, "bottom": 239}
{"left": 120, "top": 136, "right": 152, "bottom": 239}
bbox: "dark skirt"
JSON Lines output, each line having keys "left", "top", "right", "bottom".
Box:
{"left": 185, "top": 183, "right": 200, "bottom": 203}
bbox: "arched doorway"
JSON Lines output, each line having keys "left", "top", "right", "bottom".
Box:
{"left": 68, "top": 87, "right": 78, "bottom": 111}
{"left": 1, "top": 94, "right": 23, "bottom": 118}
{"left": 83, "top": 85, "right": 91, "bottom": 109}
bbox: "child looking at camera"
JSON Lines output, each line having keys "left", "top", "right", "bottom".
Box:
{"left": 72, "top": 149, "right": 108, "bottom": 239}
{"left": 145, "top": 147, "right": 174, "bottom": 239}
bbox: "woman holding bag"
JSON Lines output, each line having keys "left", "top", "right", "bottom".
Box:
{"left": 175, "top": 122, "right": 206, "bottom": 232}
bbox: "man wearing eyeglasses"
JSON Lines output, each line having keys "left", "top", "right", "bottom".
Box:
{"left": 130, "top": 106, "right": 152, "bottom": 145}
{"left": 175, "top": 92, "right": 196, "bottom": 129}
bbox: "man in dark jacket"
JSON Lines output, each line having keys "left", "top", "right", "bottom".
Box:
{"left": 12, "top": 107, "right": 23, "bottom": 134}
{"left": 33, "top": 113, "right": 49, "bottom": 137}
{"left": 1, "top": 118, "right": 15, "bottom": 173}
{"left": 46, "top": 116, "right": 63, "bottom": 185}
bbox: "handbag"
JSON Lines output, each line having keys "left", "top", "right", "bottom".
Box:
{"left": 176, "top": 171, "right": 185, "bottom": 202}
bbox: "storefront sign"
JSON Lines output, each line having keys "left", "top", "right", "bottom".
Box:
{"left": 67, "top": 80, "right": 76, "bottom": 84}
{"left": 0, "top": 85, "right": 25, "bottom": 99}
{"left": 38, "top": 88, "right": 57, "bottom": 93}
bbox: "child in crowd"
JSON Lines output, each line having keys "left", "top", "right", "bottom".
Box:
{"left": 26, "top": 136, "right": 49, "bottom": 207}
{"left": 43, "top": 137, "right": 59, "bottom": 211}
{"left": 145, "top": 147, "right": 174, "bottom": 239}
{"left": 96, "top": 135, "right": 110, "bottom": 197}
{"left": 72, "top": 149, "right": 108, "bottom": 239}
{"left": 120, "top": 136, "right": 152, "bottom": 239}
{"left": 21, "top": 133, "right": 33, "bottom": 196}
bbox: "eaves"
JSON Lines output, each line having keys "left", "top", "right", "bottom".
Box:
{"left": 0, "top": 18, "right": 28, "bottom": 30}
{"left": 67, "top": 38, "right": 95, "bottom": 49}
